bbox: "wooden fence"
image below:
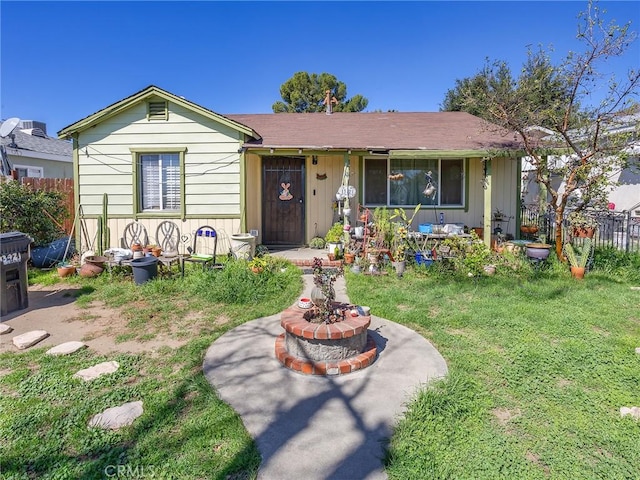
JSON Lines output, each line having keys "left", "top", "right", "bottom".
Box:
{"left": 20, "top": 177, "right": 75, "bottom": 235}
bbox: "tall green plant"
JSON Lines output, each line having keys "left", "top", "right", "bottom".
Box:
{"left": 0, "top": 181, "right": 67, "bottom": 245}
{"left": 563, "top": 238, "right": 593, "bottom": 268}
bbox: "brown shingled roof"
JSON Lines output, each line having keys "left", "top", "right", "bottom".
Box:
{"left": 225, "top": 112, "right": 520, "bottom": 152}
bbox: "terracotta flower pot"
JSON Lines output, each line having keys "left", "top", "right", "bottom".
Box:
{"left": 344, "top": 253, "right": 355, "bottom": 264}
{"left": 57, "top": 265, "right": 76, "bottom": 278}
{"left": 570, "top": 266, "right": 586, "bottom": 279}
{"left": 572, "top": 227, "right": 595, "bottom": 238}
{"left": 79, "top": 262, "right": 104, "bottom": 278}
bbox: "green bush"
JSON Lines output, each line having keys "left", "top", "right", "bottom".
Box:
{"left": 0, "top": 181, "right": 67, "bottom": 245}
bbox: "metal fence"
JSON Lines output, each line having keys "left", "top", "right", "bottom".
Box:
{"left": 520, "top": 205, "right": 640, "bottom": 252}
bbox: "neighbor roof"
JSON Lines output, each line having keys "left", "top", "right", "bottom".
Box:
{"left": 226, "top": 112, "right": 521, "bottom": 153}
{"left": 1, "top": 121, "right": 71, "bottom": 158}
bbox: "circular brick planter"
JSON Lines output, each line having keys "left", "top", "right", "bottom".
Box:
{"left": 275, "top": 305, "right": 377, "bottom": 376}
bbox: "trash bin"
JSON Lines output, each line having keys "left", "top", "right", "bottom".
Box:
{"left": 230, "top": 233, "right": 256, "bottom": 259}
{"left": 131, "top": 256, "right": 158, "bottom": 285}
{"left": 0, "top": 232, "right": 33, "bottom": 316}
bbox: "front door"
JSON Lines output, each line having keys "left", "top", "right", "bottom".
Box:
{"left": 262, "top": 156, "right": 305, "bottom": 246}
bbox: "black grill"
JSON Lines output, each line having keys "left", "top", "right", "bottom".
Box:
{"left": 0, "top": 231, "right": 33, "bottom": 316}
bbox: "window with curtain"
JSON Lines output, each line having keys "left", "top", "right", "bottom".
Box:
{"left": 139, "top": 153, "right": 180, "bottom": 211}
{"left": 363, "top": 157, "right": 464, "bottom": 207}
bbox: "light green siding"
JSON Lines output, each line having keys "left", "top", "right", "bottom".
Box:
{"left": 76, "top": 100, "right": 243, "bottom": 217}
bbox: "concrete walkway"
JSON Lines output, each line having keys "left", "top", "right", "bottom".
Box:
{"left": 203, "top": 273, "right": 448, "bottom": 480}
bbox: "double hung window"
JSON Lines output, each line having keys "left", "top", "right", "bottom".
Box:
{"left": 139, "top": 153, "right": 180, "bottom": 211}
{"left": 364, "top": 157, "right": 464, "bottom": 207}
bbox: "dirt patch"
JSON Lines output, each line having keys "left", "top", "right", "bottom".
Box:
{"left": 491, "top": 407, "right": 522, "bottom": 426}
{"left": 0, "top": 284, "right": 187, "bottom": 355}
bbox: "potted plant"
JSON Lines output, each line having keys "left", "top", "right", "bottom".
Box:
{"left": 310, "top": 257, "right": 344, "bottom": 322}
{"left": 520, "top": 223, "right": 539, "bottom": 235}
{"left": 567, "top": 211, "right": 597, "bottom": 238}
{"left": 563, "top": 238, "right": 593, "bottom": 279}
{"left": 56, "top": 262, "right": 76, "bottom": 278}
{"left": 248, "top": 255, "right": 267, "bottom": 274}
{"left": 324, "top": 222, "right": 345, "bottom": 254}
{"left": 309, "top": 236, "right": 326, "bottom": 249}
{"left": 492, "top": 209, "right": 506, "bottom": 222}
{"left": 343, "top": 239, "right": 360, "bottom": 264}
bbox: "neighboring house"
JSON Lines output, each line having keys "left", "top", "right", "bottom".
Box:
{"left": 0, "top": 119, "right": 73, "bottom": 180}
{"left": 58, "top": 85, "right": 522, "bottom": 254}
{"left": 521, "top": 113, "right": 640, "bottom": 217}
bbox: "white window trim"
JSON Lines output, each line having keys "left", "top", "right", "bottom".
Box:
{"left": 13, "top": 164, "right": 44, "bottom": 179}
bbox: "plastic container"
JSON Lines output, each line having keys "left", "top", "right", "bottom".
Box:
{"left": 131, "top": 256, "right": 158, "bottom": 285}
{"left": 415, "top": 251, "right": 434, "bottom": 266}
{"left": 230, "top": 233, "right": 256, "bottom": 259}
{"left": 418, "top": 224, "right": 433, "bottom": 234}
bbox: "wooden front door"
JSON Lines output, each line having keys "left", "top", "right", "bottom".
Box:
{"left": 262, "top": 156, "right": 305, "bottom": 246}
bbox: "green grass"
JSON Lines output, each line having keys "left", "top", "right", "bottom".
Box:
{"left": 347, "top": 263, "right": 640, "bottom": 479}
{"left": 4, "top": 252, "right": 640, "bottom": 478}
{"left": 1, "top": 256, "right": 301, "bottom": 479}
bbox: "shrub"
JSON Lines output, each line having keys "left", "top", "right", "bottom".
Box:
{"left": 0, "top": 181, "right": 67, "bottom": 246}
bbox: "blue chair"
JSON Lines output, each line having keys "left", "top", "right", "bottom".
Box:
{"left": 182, "top": 225, "right": 223, "bottom": 275}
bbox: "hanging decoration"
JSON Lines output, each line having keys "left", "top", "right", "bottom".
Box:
{"left": 279, "top": 182, "right": 293, "bottom": 201}
{"left": 423, "top": 171, "right": 437, "bottom": 198}
{"left": 316, "top": 173, "right": 327, "bottom": 180}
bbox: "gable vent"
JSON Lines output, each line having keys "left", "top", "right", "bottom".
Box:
{"left": 148, "top": 101, "right": 168, "bottom": 120}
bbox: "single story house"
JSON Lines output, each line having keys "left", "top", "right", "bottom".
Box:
{"left": 58, "top": 85, "right": 523, "bottom": 254}
{"left": 1, "top": 119, "right": 73, "bottom": 180}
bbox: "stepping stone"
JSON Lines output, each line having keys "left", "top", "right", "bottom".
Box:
{"left": 12, "top": 330, "right": 49, "bottom": 349}
{"left": 73, "top": 361, "right": 119, "bottom": 381}
{"left": 636, "top": 347, "right": 640, "bottom": 355}
{"left": 620, "top": 406, "right": 640, "bottom": 420}
{"left": 631, "top": 287, "right": 640, "bottom": 291}
{"left": 46, "top": 341, "right": 87, "bottom": 356}
{"left": 88, "top": 401, "right": 143, "bottom": 430}
{"left": 0, "top": 324, "right": 13, "bottom": 334}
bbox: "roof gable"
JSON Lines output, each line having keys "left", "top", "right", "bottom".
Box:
{"left": 58, "top": 85, "right": 259, "bottom": 140}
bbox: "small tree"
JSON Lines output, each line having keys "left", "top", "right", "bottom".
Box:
{"left": 0, "top": 180, "right": 67, "bottom": 246}
{"left": 272, "top": 71, "right": 368, "bottom": 113}
{"left": 442, "top": 1, "right": 639, "bottom": 260}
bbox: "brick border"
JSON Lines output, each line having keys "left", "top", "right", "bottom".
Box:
{"left": 275, "top": 333, "right": 377, "bottom": 376}
{"left": 280, "top": 306, "right": 371, "bottom": 340}
{"left": 276, "top": 306, "right": 377, "bottom": 376}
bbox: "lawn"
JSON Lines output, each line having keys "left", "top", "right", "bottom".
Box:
{"left": 346, "top": 258, "right": 640, "bottom": 479}
{"left": 1, "top": 251, "right": 639, "bottom": 479}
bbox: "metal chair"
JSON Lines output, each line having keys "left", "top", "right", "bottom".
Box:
{"left": 155, "top": 220, "right": 183, "bottom": 276}
{"left": 121, "top": 222, "right": 149, "bottom": 249}
{"left": 182, "top": 225, "right": 223, "bottom": 275}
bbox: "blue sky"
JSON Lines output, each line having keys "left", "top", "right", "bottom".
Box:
{"left": 1, "top": 1, "right": 638, "bottom": 136}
